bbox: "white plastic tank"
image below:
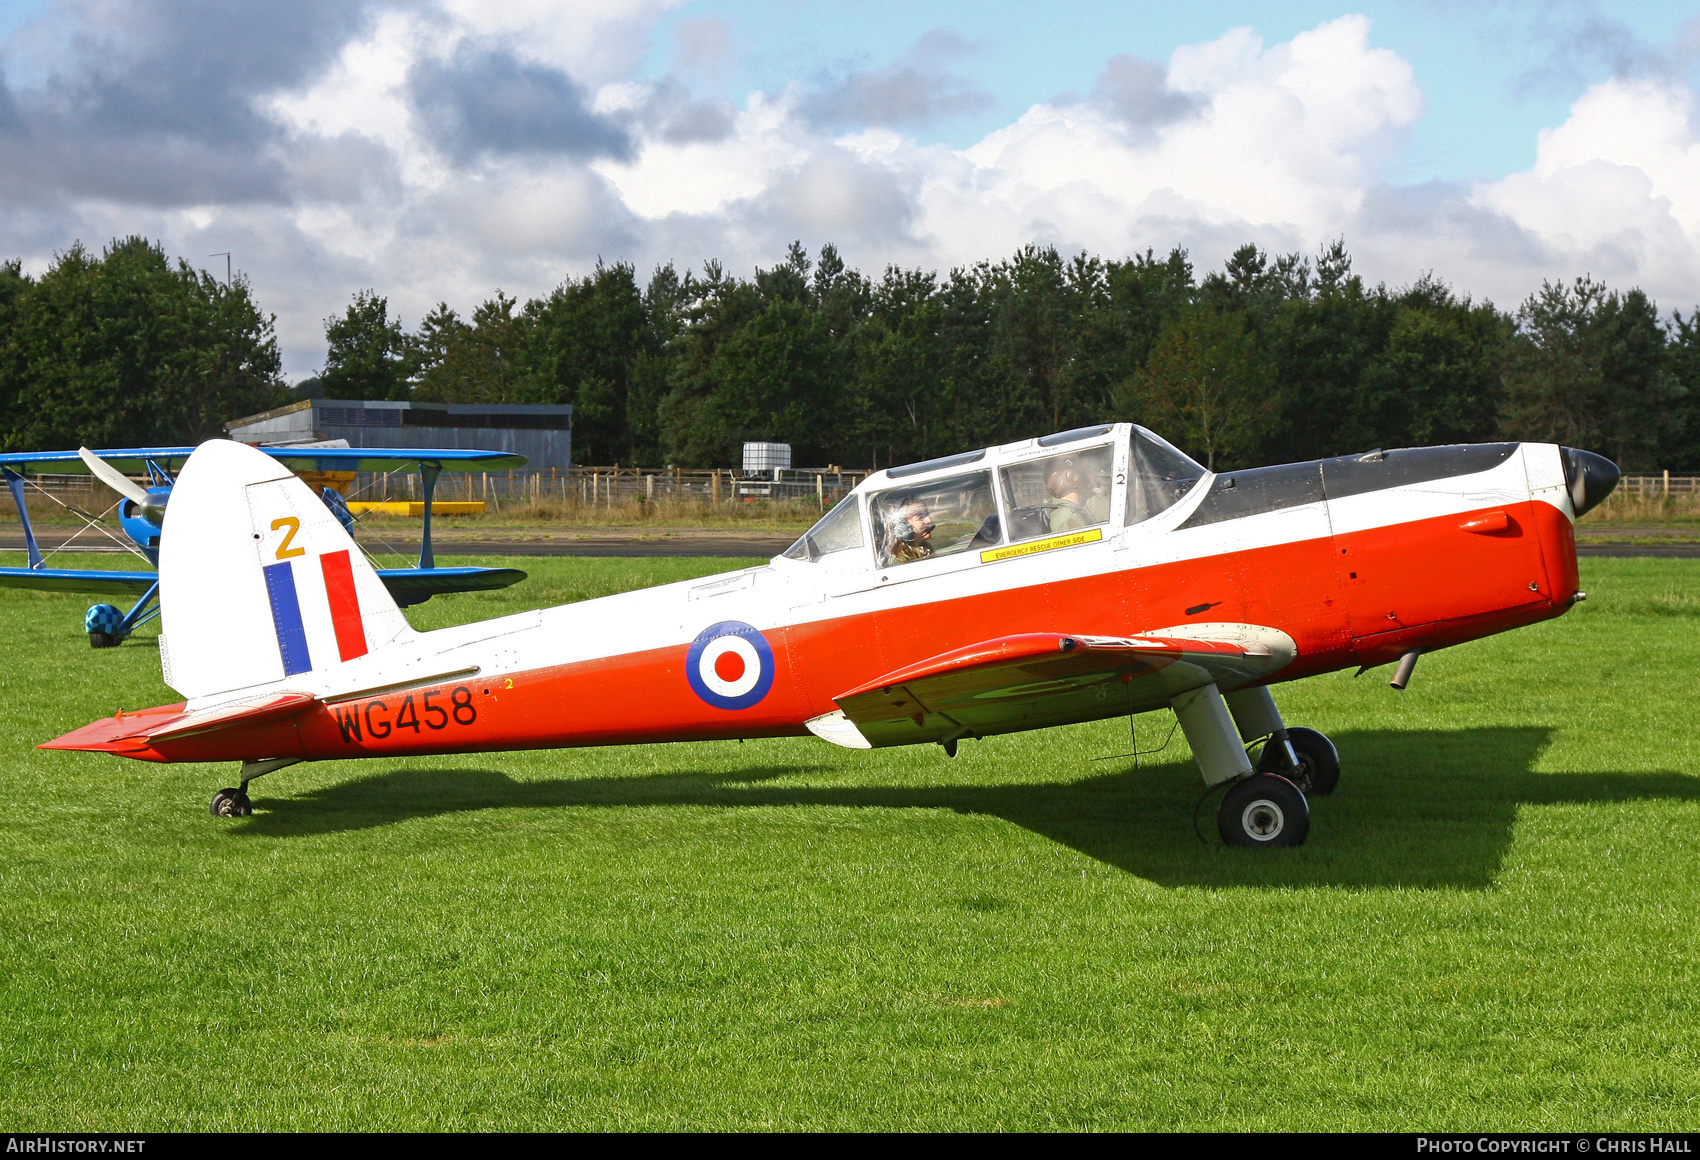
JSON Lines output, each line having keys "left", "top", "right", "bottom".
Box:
{"left": 742, "top": 442, "right": 791, "bottom": 474}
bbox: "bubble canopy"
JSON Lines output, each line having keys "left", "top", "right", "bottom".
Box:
{"left": 780, "top": 423, "right": 1208, "bottom": 565}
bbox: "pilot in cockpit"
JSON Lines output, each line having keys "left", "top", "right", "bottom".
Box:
{"left": 885, "top": 494, "right": 935, "bottom": 562}
{"left": 1046, "top": 458, "right": 1111, "bottom": 532}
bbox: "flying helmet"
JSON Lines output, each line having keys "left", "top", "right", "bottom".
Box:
{"left": 885, "top": 494, "right": 931, "bottom": 544}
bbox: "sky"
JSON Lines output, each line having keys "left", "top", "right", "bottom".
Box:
{"left": 1, "top": 0, "right": 1698, "bottom": 379}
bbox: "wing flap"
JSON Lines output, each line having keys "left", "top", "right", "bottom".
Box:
{"left": 831, "top": 628, "right": 1294, "bottom": 748}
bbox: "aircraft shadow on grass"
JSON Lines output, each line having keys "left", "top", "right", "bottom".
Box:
{"left": 236, "top": 727, "right": 1699, "bottom": 890}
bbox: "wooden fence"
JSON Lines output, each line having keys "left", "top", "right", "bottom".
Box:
{"left": 15, "top": 466, "right": 874, "bottom": 509}
{"left": 347, "top": 466, "right": 871, "bottom": 507}
{"left": 1614, "top": 474, "right": 1699, "bottom": 498}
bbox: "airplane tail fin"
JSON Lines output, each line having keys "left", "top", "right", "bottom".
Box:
{"left": 157, "top": 440, "right": 414, "bottom": 700}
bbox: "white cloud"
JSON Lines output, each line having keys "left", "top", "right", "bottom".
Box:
{"left": 10, "top": 3, "right": 1700, "bottom": 379}
{"left": 1472, "top": 77, "right": 1700, "bottom": 304}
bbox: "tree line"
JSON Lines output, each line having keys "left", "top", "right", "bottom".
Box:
{"left": 4, "top": 235, "right": 1698, "bottom": 472}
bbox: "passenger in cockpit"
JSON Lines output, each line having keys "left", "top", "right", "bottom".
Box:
{"left": 885, "top": 494, "right": 935, "bottom": 562}
{"left": 1047, "top": 459, "right": 1110, "bottom": 532}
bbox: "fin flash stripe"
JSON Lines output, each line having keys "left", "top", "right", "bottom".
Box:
{"left": 261, "top": 561, "right": 313, "bottom": 676}
{"left": 319, "top": 550, "right": 368, "bottom": 662}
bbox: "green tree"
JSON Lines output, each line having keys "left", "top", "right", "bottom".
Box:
{"left": 523, "top": 262, "right": 657, "bottom": 465}
{"left": 0, "top": 237, "right": 283, "bottom": 450}
{"left": 1501, "top": 278, "right": 1680, "bottom": 469}
{"left": 1665, "top": 310, "right": 1700, "bottom": 470}
{"left": 1115, "top": 307, "right": 1275, "bottom": 469}
{"left": 412, "top": 292, "right": 534, "bottom": 405}
{"left": 321, "top": 290, "right": 414, "bottom": 400}
{"left": 1357, "top": 277, "right": 1510, "bottom": 449}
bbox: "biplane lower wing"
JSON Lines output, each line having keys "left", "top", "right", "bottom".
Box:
{"left": 810, "top": 627, "right": 1297, "bottom": 749}
{"left": 375, "top": 566, "right": 529, "bottom": 607}
{"left": 0, "top": 567, "right": 158, "bottom": 596}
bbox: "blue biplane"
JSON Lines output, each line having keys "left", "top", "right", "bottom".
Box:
{"left": 0, "top": 443, "right": 528, "bottom": 647}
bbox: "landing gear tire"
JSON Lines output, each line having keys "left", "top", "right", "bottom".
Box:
{"left": 209, "top": 788, "right": 252, "bottom": 818}
{"left": 88, "top": 632, "right": 120, "bottom": 649}
{"left": 1257, "top": 726, "right": 1339, "bottom": 796}
{"left": 1219, "top": 774, "right": 1310, "bottom": 848}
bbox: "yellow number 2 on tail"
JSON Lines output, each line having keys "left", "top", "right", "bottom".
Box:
{"left": 271, "top": 516, "right": 305, "bottom": 560}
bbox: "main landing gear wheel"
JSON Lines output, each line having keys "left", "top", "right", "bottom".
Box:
{"left": 1219, "top": 774, "right": 1310, "bottom": 848}
{"left": 1257, "top": 726, "right": 1339, "bottom": 796}
{"left": 209, "top": 788, "right": 252, "bottom": 818}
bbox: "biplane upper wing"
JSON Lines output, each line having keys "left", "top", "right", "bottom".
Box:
{"left": 0, "top": 446, "right": 526, "bottom": 472}
{"left": 809, "top": 626, "right": 1297, "bottom": 749}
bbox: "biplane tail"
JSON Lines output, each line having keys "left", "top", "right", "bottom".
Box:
{"left": 157, "top": 440, "right": 414, "bottom": 700}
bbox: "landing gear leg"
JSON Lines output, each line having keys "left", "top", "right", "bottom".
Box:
{"left": 1225, "top": 686, "right": 1340, "bottom": 796}
{"left": 1170, "top": 683, "right": 1254, "bottom": 788}
{"left": 208, "top": 757, "right": 300, "bottom": 819}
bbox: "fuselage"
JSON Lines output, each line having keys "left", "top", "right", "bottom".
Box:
{"left": 113, "top": 428, "right": 1595, "bottom": 766}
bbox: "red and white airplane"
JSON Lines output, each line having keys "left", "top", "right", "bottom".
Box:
{"left": 41, "top": 425, "right": 1619, "bottom": 846}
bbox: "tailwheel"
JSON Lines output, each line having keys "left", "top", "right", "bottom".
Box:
{"left": 1219, "top": 774, "right": 1309, "bottom": 848}
{"left": 209, "top": 787, "right": 252, "bottom": 818}
{"left": 1257, "top": 726, "right": 1339, "bottom": 796}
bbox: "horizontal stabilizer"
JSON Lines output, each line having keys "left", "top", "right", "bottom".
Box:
{"left": 0, "top": 567, "right": 157, "bottom": 596}
{"left": 39, "top": 691, "right": 315, "bottom": 756}
{"left": 376, "top": 565, "right": 528, "bottom": 607}
{"left": 825, "top": 627, "right": 1294, "bottom": 749}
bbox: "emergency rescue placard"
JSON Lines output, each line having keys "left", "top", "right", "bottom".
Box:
{"left": 980, "top": 527, "right": 1103, "bottom": 563}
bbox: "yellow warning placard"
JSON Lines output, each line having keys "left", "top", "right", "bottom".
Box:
{"left": 980, "top": 527, "right": 1103, "bottom": 563}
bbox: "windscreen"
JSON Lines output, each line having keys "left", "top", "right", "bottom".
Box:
{"left": 781, "top": 492, "right": 865, "bottom": 561}
{"left": 869, "top": 471, "right": 999, "bottom": 567}
{"left": 1128, "top": 426, "right": 1206, "bottom": 525}
{"left": 999, "top": 443, "right": 1115, "bottom": 542}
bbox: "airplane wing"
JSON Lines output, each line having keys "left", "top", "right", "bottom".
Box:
{"left": 374, "top": 565, "right": 528, "bottom": 607}
{"left": 258, "top": 447, "right": 526, "bottom": 472}
{"left": 0, "top": 567, "right": 158, "bottom": 596}
{"left": 808, "top": 627, "right": 1296, "bottom": 749}
{"left": 0, "top": 446, "right": 526, "bottom": 473}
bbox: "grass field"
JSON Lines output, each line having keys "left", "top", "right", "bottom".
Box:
{"left": 1, "top": 554, "right": 1698, "bottom": 1131}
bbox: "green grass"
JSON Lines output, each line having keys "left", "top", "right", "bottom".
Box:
{"left": 1, "top": 555, "right": 1698, "bottom": 1130}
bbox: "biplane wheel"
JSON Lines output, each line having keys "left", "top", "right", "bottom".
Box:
{"left": 85, "top": 603, "right": 123, "bottom": 648}
{"left": 1219, "top": 774, "right": 1309, "bottom": 848}
{"left": 209, "top": 788, "right": 252, "bottom": 818}
{"left": 1257, "top": 727, "right": 1339, "bottom": 796}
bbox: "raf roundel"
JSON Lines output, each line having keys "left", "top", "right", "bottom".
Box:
{"left": 686, "top": 621, "right": 775, "bottom": 711}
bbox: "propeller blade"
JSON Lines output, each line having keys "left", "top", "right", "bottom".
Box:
{"left": 78, "top": 447, "right": 152, "bottom": 507}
